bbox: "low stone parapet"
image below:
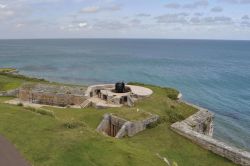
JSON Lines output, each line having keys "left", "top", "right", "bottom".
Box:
{"left": 96, "top": 113, "right": 159, "bottom": 138}
{"left": 171, "top": 110, "right": 250, "bottom": 166}
{"left": 0, "top": 89, "right": 19, "bottom": 97}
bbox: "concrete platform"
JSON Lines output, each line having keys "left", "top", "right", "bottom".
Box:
{"left": 127, "top": 85, "right": 153, "bottom": 97}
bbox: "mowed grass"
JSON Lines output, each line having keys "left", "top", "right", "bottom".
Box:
{"left": 0, "top": 68, "right": 17, "bottom": 73}
{"left": 0, "top": 75, "right": 24, "bottom": 91}
{"left": 0, "top": 74, "right": 236, "bottom": 166}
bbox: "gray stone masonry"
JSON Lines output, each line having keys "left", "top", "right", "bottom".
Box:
{"left": 171, "top": 109, "right": 250, "bottom": 166}
{"left": 97, "top": 113, "right": 159, "bottom": 138}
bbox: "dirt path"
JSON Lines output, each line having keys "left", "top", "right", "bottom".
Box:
{"left": 0, "top": 135, "right": 30, "bottom": 166}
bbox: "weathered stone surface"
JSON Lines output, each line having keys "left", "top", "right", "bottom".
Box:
{"left": 126, "top": 115, "right": 159, "bottom": 137}
{"left": 0, "top": 89, "right": 19, "bottom": 97}
{"left": 171, "top": 109, "right": 250, "bottom": 166}
{"left": 97, "top": 114, "right": 159, "bottom": 138}
{"left": 18, "top": 84, "right": 86, "bottom": 106}
{"left": 96, "top": 114, "right": 111, "bottom": 135}
{"left": 182, "top": 109, "right": 214, "bottom": 136}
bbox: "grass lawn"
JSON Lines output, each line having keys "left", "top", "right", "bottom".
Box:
{"left": 0, "top": 68, "right": 17, "bottom": 73}
{"left": 0, "top": 73, "right": 236, "bottom": 166}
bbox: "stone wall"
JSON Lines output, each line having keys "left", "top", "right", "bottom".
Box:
{"left": 124, "top": 115, "right": 159, "bottom": 137}
{"left": 96, "top": 114, "right": 127, "bottom": 137}
{"left": 0, "top": 89, "right": 19, "bottom": 97}
{"left": 171, "top": 110, "right": 250, "bottom": 166}
{"left": 97, "top": 114, "right": 159, "bottom": 138}
{"left": 18, "top": 89, "right": 86, "bottom": 106}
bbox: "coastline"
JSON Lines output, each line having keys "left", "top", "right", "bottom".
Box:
{"left": 175, "top": 92, "right": 250, "bottom": 165}
{"left": 1, "top": 69, "right": 249, "bottom": 165}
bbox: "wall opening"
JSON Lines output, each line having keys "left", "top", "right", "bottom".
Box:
{"left": 97, "top": 115, "right": 127, "bottom": 138}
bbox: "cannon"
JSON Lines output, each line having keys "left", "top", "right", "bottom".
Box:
{"left": 115, "top": 82, "right": 125, "bottom": 93}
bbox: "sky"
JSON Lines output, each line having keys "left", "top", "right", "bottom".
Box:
{"left": 0, "top": 0, "right": 250, "bottom": 40}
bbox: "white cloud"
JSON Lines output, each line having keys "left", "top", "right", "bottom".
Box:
{"left": 155, "top": 13, "right": 189, "bottom": 24}
{"left": 60, "top": 21, "right": 88, "bottom": 31}
{"left": 211, "top": 6, "right": 223, "bottom": 12}
{"left": 242, "top": 15, "right": 250, "bottom": 20}
{"left": 183, "top": 0, "right": 209, "bottom": 9}
{"left": 219, "top": 0, "right": 250, "bottom": 4}
{"left": 80, "top": 6, "right": 100, "bottom": 13}
{"left": 80, "top": 4, "right": 121, "bottom": 14}
{"left": 78, "top": 22, "right": 88, "bottom": 27}
{"left": 0, "top": 4, "right": 7, "bottom": 9}
{"left": 0, "top": 6, "right": 15, "bottom": 21}
{"left": 136, "top": 13, "right": 151, "bottom": 17}
{"left": 164, "top": 3, "right": 181, "bottom": 9}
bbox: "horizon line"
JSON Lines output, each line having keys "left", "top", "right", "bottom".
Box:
{"left": 0, "top": 37, "right": 250, "bottom": 41}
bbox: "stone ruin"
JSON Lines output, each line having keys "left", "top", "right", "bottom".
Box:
{"left": 96, "top": 113, "right": 159, "bottom": 138}
{"left": 18, "top": 83, "right": 86, "bottom": 107}
{"left": 17, "top": 83, "right": 153, "bottom": 109}
{"left": 84, "top": 84, "right": 153, "bottom": 108}
{"left": 171, "top": 102, "right": 250, "bottom": 166}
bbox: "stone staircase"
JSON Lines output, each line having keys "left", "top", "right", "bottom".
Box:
{"left": 80, "top": 99, "right": 91, "bottom": 108}
{"left": 127, "top": 95, "right": 134, "bottom": 107}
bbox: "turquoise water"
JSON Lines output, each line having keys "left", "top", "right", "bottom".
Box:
{"left": 0, "top": 39, "right": 250, "bottom": 150}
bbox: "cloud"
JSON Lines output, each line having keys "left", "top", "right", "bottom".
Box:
{"left": 60, "top": 21, "right": 89, "bottom": 31}
{"left": 80, "top": 6, "right": 100, "bottom": 13}
{"left": 80, "top": 4, "right": 121, "bottom": 14}
{"left": 0, "top": 4, "right": 7, "bottom": 9}
{"left": 164, "top": 3, "right": 181, "bottom": 9}
{"left": 78, "top": 22, "right": 88, "bottom": 27}
{"left": 94, "top": 20, "right": 128, "bottom": 30}
{"left": 219, "top": 0, "right": 250, "bottom": 4}
{"left": 211, "top": 6, "right": 223, "bottom": 12}
{"left": 183, "top": 0, "right": 209, "bottom": 9}
{"left": 155, "top": 13, "right": 189, "bottom": 24}
{"left": 136, "top": 13, "right": 151, "bottom": 17}
{"left": 194, "top": 12, "right": 203, "bottom": 16}
{"left": 241, "top": 21, "right": 250, "bottom": 27}
{"left": 0, "top": 5, "right": 15, "bottom": 21}
{"left": 242, "top": 15, "right": 250, "bottom": 20}
{"left": 241, "top": 15, "right": 250, "bottom": 27}
{"left": 190, "top": 16, "right": 232, "bottom": 25}
{"left": 164, "top": 1, "right": 209, "bottom": 10}
{"left": 130, "top": 19, "right": 141, "bottom": 25}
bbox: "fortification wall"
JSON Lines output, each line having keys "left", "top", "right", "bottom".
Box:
{"left": 97, "top": 114, "right": 159, "bottom": 138}
{"left": 171, "top": 109, "right": 250, "bottom": 166}
{"left": 18, "top": 89, "right": 86, "bottom": 106}
{"left": 125, "top": 115, "right": 159, "bottom": 137}
{"left": 0, "top": 89, "right": 19, "bottom": 97}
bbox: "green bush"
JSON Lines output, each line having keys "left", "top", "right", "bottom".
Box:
{"left": 146, "top": 119, "right": 160, "bottom": 129}
{"left": 25, "top": 107, "right": 55, "bottom": 117}
{"left": 17, "top": 102, "right": 23, "bottom": 107}
{"left": 63, "top": 120, "right": 85, "bottom": 129}
{"left": 166, "top": 110, "right": 184, "bottom": 123}
{"left": 0, "top": 72, "right": 47, "bottom": 82}
{"left": 163, "top": 88, "right": 179, "bottom": 100}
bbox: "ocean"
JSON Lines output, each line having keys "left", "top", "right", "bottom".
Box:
{"left": 0, "top": 39, "right": 249, "bottom": 150}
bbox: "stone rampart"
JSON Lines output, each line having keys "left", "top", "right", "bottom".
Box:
{"left": 171, "top": 109, "right": 250, "bottom": 166}
{"left": 97, "top": 114, "right": 159, "bottom": 138}
{"left": 0, "top": 89, "right": 19, "bottom": 97}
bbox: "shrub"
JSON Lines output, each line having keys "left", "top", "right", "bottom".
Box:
{"left": 167, "top": 110, "right": 184, "bottom": 123}
{"left": 63, "top": 121, "right": 85, "bottom": 129}
{"left": 17, "top": 102, "right": 23, "bottom": 107}
{"left": 163, "top": 88, "right": 179, "bottom": 100}
{"left": 36, "top": 108, "right": 55, "bottom": 117}
{"left": 0, "top": 72, "right": 47, "bottom": 83}
{"left": 146, "top": 120, "right": 160, "bottom": 129}
{"left": 25, "top": 107, "right": 55, "bottom": 117}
